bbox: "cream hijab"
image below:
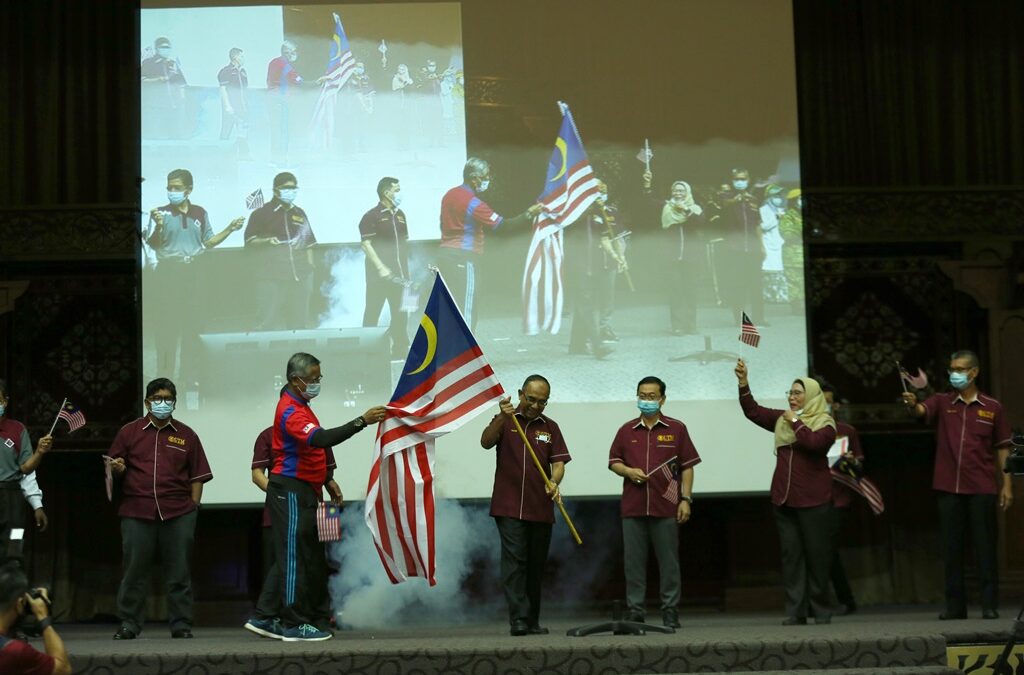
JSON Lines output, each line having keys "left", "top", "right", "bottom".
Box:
{"left": 661, "top": 181, "right": 699, "bottom": 229}
{"left": 774, "top": 376, "right": 835, "bottom": 448}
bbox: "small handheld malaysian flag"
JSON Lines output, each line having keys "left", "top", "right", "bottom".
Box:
{"left": 739, "top": 312, "right": 761, "bottom": 348}
{"left": 647, "top": 456, "right": 681, "bottom": 505}
{"left": 49, "top": 400, "right": 86, "bottom": 435}
{"left": 316, "top": 502, "right": 342, "bottom": 542}
{"left": 245, "top": 188, "right": 265, "bottom": 210}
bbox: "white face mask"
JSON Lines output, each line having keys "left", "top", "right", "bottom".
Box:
{"left": 477, "top": 180, "right": 490, "bottom": 192}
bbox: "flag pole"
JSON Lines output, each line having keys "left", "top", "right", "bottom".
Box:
{"left": 510, "top": 414, "right": 583, "bottom": 545}
{"left": 47, "top": 397, "right": 67, "bottom": 436}
{"left": 643, "top": 138, "right": 651, "bottom": 174}
{"left": 895, "top": 361, "right": 908, "bottom": 393}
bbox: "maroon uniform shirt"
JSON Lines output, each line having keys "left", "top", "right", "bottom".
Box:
{"left": 608, "top": 414, "right": 701, "bottom": 518}
{"left": 739, "top": 386, "right": 837, "bottom": 508}
{"left": 488, "top": 412, "right": 571, "bottom": 524}
{"left": 831, "top": 422, "right": 864, "bottom": 509}
{"left": 0, "top": 636, "right": 55, "bottom": 675}
{"left": 921, "top": 391, "right": 1012, "bottom": 495}
{"left": 251, "top": 425, "right": 337, "bottom": 527}
{"left": 108, "top": 416, "right": 213, "bottom": 521}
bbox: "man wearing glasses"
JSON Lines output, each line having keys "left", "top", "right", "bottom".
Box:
{"left": 107, "top": 378, "right": 213, "bottom": 640}
{"left": 608, "top": 376, "right": 700, "bottom": 628}
{"left": 480, "top": 374, "right": 570, "bottom": 636}
{"left": 901, "top": 350, "right": 1013, "bottom": 620}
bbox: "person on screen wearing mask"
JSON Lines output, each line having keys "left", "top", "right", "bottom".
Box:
{"left": 141, "top": 36, "right": 187, "bottom": 139}
{"left": 438, "top": 158, "right": 543, "bottom": 328}
{"left": 263, "top": 352, "right": 387, "bottom": 642}
{"left": 244, "top": 424, "right": 340, "bottom": 640}
{"left": 608, "top": 377, "right": 700, "bottom": 628}
{"left": 901, "top": 350, "right": 1013, "bottom": 620}
{"left": 217, "top": 47, "right": 250, "bottom": 159}
{"left": 734, "top": 360, "right": 836, "bottom": 625}
{"left": 644, "top": 170, "right": 705, "bottom": 336}
{"left": 480, "top": 375, "right": 570, "bottom": 636}
{"left": 778, "top": 189, "right": 804, "bottom": 314}
{"left": 417, "top": 59, "right": 444, "bottom": 145}
{"left": 267, "top": 41, "right": 304, "bottom": 165}
{"left": 145, "top": 169, "right": 244, "bottom": 382}
{"left": 566, "top": 180, "right": 620, "bottom": 359}
{"left": 243, "top": 172, "right": 318, "bottom": 330}
{"left": 710, "top": 169, "right": 764, "bottom": 326}
{"left": 107, "top": 378, "right": 213, "bottom": 640}
{"left": 360, "top": 177, "right": 410, "bottom": 358}
{"left": 819, "top": 381, "right": 865, "bottom": 615}
{"left": 0, "top": 380, "right": 53, "bottom": 546}
{"left": 759, "top": 184, "right": 789, "bottom": 304}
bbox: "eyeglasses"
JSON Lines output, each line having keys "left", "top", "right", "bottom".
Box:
{"left": 948, "top": 367, "right": 973, "bottom": 374}
{"left": 785, "top": 390, "right": 805, "bottom": 398}
{"left": 300, "top": 376, "right": 323, "bottom": 384}
{"left": 637, "top": 393, "right": 662, "bottom": 401}
{"left": 148, "top": 396, "right": 176, "bottom": 404}
{"left": 523, "top": 395, "right": 547, "bottom": 408}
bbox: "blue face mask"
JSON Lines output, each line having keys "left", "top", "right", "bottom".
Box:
{"left": 949, "top": 372, "right": 971, "bottom": 390}
{"left": 150, "top": 400, "right": 174, "bottom": 420}
{"left": 477, "top": 180, "right": 490, "bottom": 193}
{"left": 278, "top": 188, "right": 298, "bottom": 204}
{"left": 167, "top": 190, "right": 186, "bottom": 205}
{"left": 390, "top": 193, "right": 402, "bottom": 207}
{"left": 770, "top": 196, "right": 785, "bottom": 207}
{"left": 0, "top": 404, "right": 5, "bottom": 417}
{"left": 733, "top": 180, "right": 749, "bottom": 190}
{"left": 637, "top": 400, "right": 661, "bottom": 416}
{"left": 157, "top": 48, "right": 172, "bottom": 59}
{"left": 300, "top": 379, "right": 321, "bottom": 400}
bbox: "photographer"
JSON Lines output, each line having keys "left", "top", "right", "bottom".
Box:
{"left": 0, "top": 563, "right": 71, "bottom": 674}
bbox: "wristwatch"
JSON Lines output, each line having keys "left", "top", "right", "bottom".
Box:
{"left": 37, "top": 617, "right": 53, "bottom": 632}
{"left": 680, "top": 495, "right": 693, "bottom": 504}
{"left": 354, "top": 416, "right": 367, "bottom": 429}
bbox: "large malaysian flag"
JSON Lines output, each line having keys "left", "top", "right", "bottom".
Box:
{"left": 308, "top": 12, "right": 358, "bottom": 151}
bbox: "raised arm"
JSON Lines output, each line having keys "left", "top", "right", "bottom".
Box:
{"left": 735, "top": 359, "right": 784, "bottom": 432}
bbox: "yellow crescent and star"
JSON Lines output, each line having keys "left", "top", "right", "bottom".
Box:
{"left": 549, "top": 137, "right": 568, "bottom": 182}
{"left": 407, "top": 315, "right": 438, "bottom": 375}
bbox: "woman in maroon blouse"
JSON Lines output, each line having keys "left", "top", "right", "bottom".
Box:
{"left": 735, "top": 359, "right": 837, "bottom": 625}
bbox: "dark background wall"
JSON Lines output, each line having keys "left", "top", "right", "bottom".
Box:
{"left": 1, "top": 0, "right": 1023, "bottom": 623}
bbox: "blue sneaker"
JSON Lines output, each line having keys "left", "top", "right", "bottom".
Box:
{"left": 244, "top": 617, "right": 283, "bottom": 640}
{"left": 281, "top": 623, "right": 333, "bottom": 642}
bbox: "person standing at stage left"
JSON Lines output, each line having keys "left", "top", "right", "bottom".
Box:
{"left": 901, "top": 349, "right": 1013, "bottom": 620}
{"left": 608, "top": 376, "right": 700, "bottom": 628}
{"left": 735, "top": 360, "right": 836, "bottom": 625}
{"left": 360, "top": 177, "right": 410, "bottom": 358}
{"left": 145, "top": 168, "right": 244, "bottom": 383}
{"left": 266, "top": 352, "right": 386, "bottom": 642}
{"left": 0, "top": 379, "right": 52, "bottom": 546}
{"left": 480, "top": 374, "right": 570, "bottom": 636}
{"left": 108, "top": 378, "right": 213, "bottom": 640}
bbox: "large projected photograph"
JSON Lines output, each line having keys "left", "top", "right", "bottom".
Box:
{"left": 140, "top": 0, "right": 806, "bottom": 504}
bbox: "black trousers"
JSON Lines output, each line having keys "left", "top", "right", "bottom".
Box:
{"left": 116, "top": 510, "right": 197, "bottom": 634}
{"left": 255, "top": 275, "right": 313, "bottom": 330}
{"left": 495, "top": 517, "right": 552, "bottom": 626}
{"left": 830, "top": 506, "right": 855, "bottom": 607}
{"left": 363, "top": 267, "right": 409, "bottom": 353}
{"left": 669, "top": 254, "right": 701, "bottom": 334}
{"left": 267, "top": 475, "right": 329, "bottom": 629}
{"left": 0, "top": 483, "right": 26, "bottom": 559}
{"left": 147, "top": 259, "right": 199, "bottom": 382}
{"left": 436, "top": 248, "right": 478, "bottom": 330}
{"left": 774, "top": 503, "right": 834, "bottom": 620}
{"left": 937, "top": 491, "right": 998, "bottom": 613}
{"left": 568, "top": 269, "right": 599, "bottom": 352}
{"left": 720, "top": 247, "right": 764, "bottom": 324}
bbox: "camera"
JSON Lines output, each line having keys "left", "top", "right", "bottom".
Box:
{"left": 1002, "top": 430, "right": 1024, "bottom": 475}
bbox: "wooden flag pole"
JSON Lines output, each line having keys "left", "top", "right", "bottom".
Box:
{"left": 895, "top": 361, "right": 908, "bottom": 393}
{"left": 510, "top": 414, "right": 583, "bottom": 545}
{"left": 47, "top": 397, "right": 67, "bottom": 436}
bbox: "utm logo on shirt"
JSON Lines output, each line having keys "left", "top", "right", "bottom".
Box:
{"left": 167, "top": 436, "right": 186, "bottom": 447}
{"left": 3, "top": 438, "right": 13, "bottom": 449}
{"left": 978, "top": 410, "right": 995, "bottom": 420}
{"left": 535, "top": 432, "right": 551, "bottom": 444}
{"left": 657, "top": 434, "right": 675, "bottom": 442}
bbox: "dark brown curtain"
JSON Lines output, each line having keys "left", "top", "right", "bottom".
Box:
{"left": 0, "top": 1, "right": 139, "bottom": 207}
{"left": 794, "top": 0, "right": 1024, "bottom": 188}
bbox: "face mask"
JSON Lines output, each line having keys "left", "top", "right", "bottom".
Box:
{"left": 796, "top": 198, "right": 803, "bottom": 210}
{"left": 825, "top": 404, "right": 833, "bottom": 415}
{"left": 428, "top": 65, "right": 437, "bottom": 73}
{"left": 949, "top": 372, "right": 971, "bottom": 390}
{"left": 733, "top": 180, "right": 749, "bottom": 190}
{"left": 150, "top": 401, "right": 174, "bottom": 420}
{"left": 355, "top": 67, "right": 365, "bottom": 75}
{"left": 637, "top": 400, "right": 660, "bottom": 416}
{"left": 157, "top": 48, "right": 172, "bottom": 59}
{"left": 285, "top": 52, "right": 297, "bottom": 63}
{"left": 390, "top": 193, "right": 402, "bottom": 207}
{"left": 477, "top": 180, "right": 490, "bottom": 193}
{"left": 770, "top": 196, "right": 785, "bottom": 207}
{"left": 278, "top": 188, "right": 298, "bottom": 204}
{"left": 300, "top": 379, "right": 321, "bottom": 400}
{"left": 167, "top": 190, "right": 186, "bottom": 205}
{"left": 0, "top": 404, "right": 5, "bottom": 417}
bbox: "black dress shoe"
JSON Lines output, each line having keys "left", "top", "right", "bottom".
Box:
{"left": 624, "top": 610, "right": 645, "bottom": 623}
{"left": 171, "top": 628, "right": 194, "bottom": 639}
{"left": 113, "top": 627, "right": 137, "bottom": 640}
{"left": 510, "top": 619, "right": 529, "bottom": 636}
{"left": 527, "top": 625, "right": 549, "bottom": 635}
{"left": 983, "top": 609, "right": 1000, "bottom": 620}
{"left": 939, "top": 611, "right": 967, "bottom": 620}
{"left": 841, "top": 602, "right": 857, "bottom": 616}
{"left": 781, "top": 616, "right": 807, "bottom": 626}
{"left": 662, "top": 609, "right": 680, "bottom": 628}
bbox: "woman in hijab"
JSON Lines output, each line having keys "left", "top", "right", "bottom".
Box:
{"left": 734, "top": 358, "right": 838, "bottom": 625}
{"left": 661, "top": 180, "right": 704, "bottom": 335}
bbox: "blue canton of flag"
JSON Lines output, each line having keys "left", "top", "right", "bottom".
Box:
{"left": 309, "top": 12, "right": 358, "bottom": 151}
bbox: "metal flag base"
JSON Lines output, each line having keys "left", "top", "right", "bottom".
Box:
{"left": 566, "top": 601, "right": 676, "bottom": 637}
{"left": 669, "top": 335, "right": 740, "bottom": 365}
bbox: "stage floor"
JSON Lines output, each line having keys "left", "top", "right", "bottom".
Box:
{"left": 60, "top": 607, "right": 1006, "bottom": 673}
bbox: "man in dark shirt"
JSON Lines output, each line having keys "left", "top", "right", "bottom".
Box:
{"left": 217, "top": 47, "right": 250, "bottom": 157}
{"left": 709, "top": 168, "right": 764, "bottom": 325}
{"left": 244, "top": 172, "right": 317, "bottom": 330}
{"left": 141, "top": 36, "right": 187, "bottom": 139}
{"left": 480, "top": 375, "right": 569, "bottom": 636}
{"left": 360, "top": 177, "right": 410, "bottom": 357}
{"left": 107, "top": 378, "right": 213, "bottom": 640}
{"left": 902, "top": 349, "right": 1013, "bottom": 620}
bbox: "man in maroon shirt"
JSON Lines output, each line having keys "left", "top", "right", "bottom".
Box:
{"left": 107, "top": 378, "right": 213, "bottom": 640}
{"left": 901, "top": 350, "right": 1013, "bottom": 620}
{"left": 480, "top": 374, "right": 570, "bottom": 636}
{"left": 0, "top": 563, "right": 70, "bottom": 675}
{"left": 608, "top": 376, "right": 700, "bottom": 628}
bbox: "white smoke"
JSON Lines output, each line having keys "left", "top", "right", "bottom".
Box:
{"left": 319, "top": 247, "right": 369, "bottom": 328}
